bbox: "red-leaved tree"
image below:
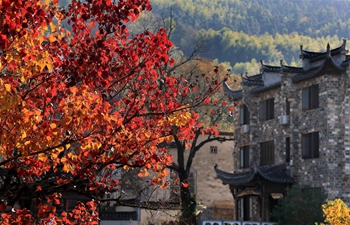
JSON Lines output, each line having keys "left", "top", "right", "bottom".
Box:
{"left": 0, "top": 0, "right": 222, "bottom": 224}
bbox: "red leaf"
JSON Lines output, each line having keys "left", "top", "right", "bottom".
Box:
{"left": 182, "top": 182, "right": 189, "bottom": 188}
{"left": 54, "top": 199, "right": 60, "bottom": 205}
{"left": 169, "top": 58, "right": 175, "bottom": 66}
{"left": 61, "top": 211, "right": 67, "bottom": 217}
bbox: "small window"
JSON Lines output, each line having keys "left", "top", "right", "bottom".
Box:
{"left": 240, "top": 146, "right": 250, "bottom": 169}
{"left": 240, "top": 105, "right": 250, "bottom": 125}
{"left": 286, "top": 137, "right": 290, "bottom": 163}
{"left": 286, "top": 98, "right": 290, "bottom": 115}
{"left": 302, "top": 84, "right": 319, "bottom": 110}
{"left": 259, "top": 98, "right": 274, "bottom": 121}
{"left": 302, "top": 132, "right": 319, "bottom": 159}
{"left": 210, "top": 146, "right": 217, "bottom": 154}
{"left": 260, "top": 140, "right": 274, "bottom": 166}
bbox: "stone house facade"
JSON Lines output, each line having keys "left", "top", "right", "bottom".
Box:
{"left": 215, "top": 40, "right": 350, "bottom": 221}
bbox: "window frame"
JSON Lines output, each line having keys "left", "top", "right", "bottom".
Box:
{"left": 239, "top": 195, "right": 253, "bottom": 221}
{"left": 210, "top": 146, "right": 218, "bottom": 154}
{"left": 302, "top": 84, "right": 319, "bottom": 111}
{"left": 260, "top": 140, "right": 275, "bottom": 166}
{"left": 259, "top": 98, "right": 275, "bottom": 121}
{"left": 240, "top": 104, "right": 250, "bottom": 125}
{"left": 302, "top": 132, "right": 319, "bottom": 159}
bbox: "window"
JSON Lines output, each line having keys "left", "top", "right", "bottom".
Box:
{"left": 302, "top": 84, "right": 319, "bottom": 110}
{"left": 259, "top": 98, "right": 274, "bottom": 121}
{"left": 286, "top": 98, "right": 290, "bottom": 115}
{"left": 260, "top": 140, "right": 274, "bottom": 166}
{"left": 210, "top": 146, "right": 217, "bottom": 154}
{"left": 239, "top": 196, "right": 253, "bottom": 221}
{"left": 302, "top": 132, "right": 319, "bottom": 159}
{"left": 240, "top": 146, "right": 249, "bottom": 169}
{"left": 240, "top": 105, "right": 250, "bottom": 125}
{"left": 286, "top": 137, "right": 290, "bottom": 163}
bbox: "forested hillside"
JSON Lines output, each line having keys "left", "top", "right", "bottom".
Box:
{"left": 143, "top": 0, "right": 350, "bottom": 74}
{"left": 151, "top": 0, "right": 350, "bottom": 37}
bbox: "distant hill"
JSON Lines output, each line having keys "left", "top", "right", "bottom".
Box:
{"left": 151, "top": 0, "right": 350, "bottom": 38}
{"left": 57, "top": 0, "right": 350, "bottom": 74}
{"left": 144, "top": 0, "right": 350, "bottom": 74}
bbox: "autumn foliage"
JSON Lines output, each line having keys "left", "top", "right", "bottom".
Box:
{"left": 321, "top": 199, "right": 350, "bottom": 225}
{"left": 0, "top": 0, "right": 219, "bottom": 224}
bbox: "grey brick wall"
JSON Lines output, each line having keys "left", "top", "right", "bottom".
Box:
{"left": 232, "top": 69, "right": 350, "bottom": 204}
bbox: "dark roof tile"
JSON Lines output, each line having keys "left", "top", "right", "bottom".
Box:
{"left": 215, "top": 163, "right": 294, "bottom": 186}
{"left": 223, "top": 82, "right": 243, "bottom": 100}
{"left": 300, "top": 40, "right": 348, "bottom": 62}
{"left": 292, "top": 55, "right": 347, "bottom": 83}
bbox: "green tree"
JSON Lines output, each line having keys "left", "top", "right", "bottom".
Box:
{"left": 271, "top": 185, "right": 326, "bottom": 225}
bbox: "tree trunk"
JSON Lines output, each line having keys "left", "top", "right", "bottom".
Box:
{"left": 180, "top": 183, "right": 197, "bottom": 225}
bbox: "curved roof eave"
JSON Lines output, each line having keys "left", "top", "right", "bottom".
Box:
{"left": 292, "top": 55, "right": 348, "bottom": 83}
{"left": 223, "top": 82, "right": 243, "bottom": 100}
{"left": 300, "top": 39, "right": 348, "bottom": 61}
{"left": 214, "top": 164, "right": 294, "bottom": 186}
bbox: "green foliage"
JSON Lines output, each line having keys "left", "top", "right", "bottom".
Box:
{"left": 196, "top": 29, "right": 342, "bottom": 73}
{"left": 271, "top": 185, "right": 327, "bottom": 225}
{"left": 151, "top": 0, "right": 350, "bottom": 38}
{"left": 182, "top": 193, "right": 198, "bottom": 218}
{"left": 143, "top": 0, "right": 347, "bottom": 75}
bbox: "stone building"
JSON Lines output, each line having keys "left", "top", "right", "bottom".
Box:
{"left": 215, "top": 40, "right": 350, "bottom": 221}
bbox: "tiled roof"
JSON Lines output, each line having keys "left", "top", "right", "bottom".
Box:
{"left": 256, "top": 164, "right": 294, "bottom": 183}
{"left": 223, "top": 82, "right": 243, "bottom": 100}
{"left": 292, "top": 66, "right": 323, "bottom": 83}
{"left": 227, "top": 41, "right": 350, "bottom": 99}
{"left": 242, "top": 78, "right": 264, "bottom": 86}
{"left": 215, "top": 165, "right": 255, "bottom": 185}
{"left": 261, "top": 60, "right": 303, "bottom": 74}
{"left": 292, "top": 55, "right": 347, "bottom": 83}
{"left": 260, "top": 61, "right": 281, "bottom": 73}
{"left": 241, "top": 73, "right": 264, "bottom": 86}
{"left": 282, "top": 65, "right": 304, "bottom": 73}
{"left": 246, "top": 73, "right": 262, "bottom": 80}
{"left": 300, "top": 39, "right": 348, "bottom": 62}
{"left": 215, "top": 163, "right": 294, "bottom": 186}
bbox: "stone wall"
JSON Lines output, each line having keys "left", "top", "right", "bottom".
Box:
{"left": 232, "top": 69, "right": 350, "bottom": 205}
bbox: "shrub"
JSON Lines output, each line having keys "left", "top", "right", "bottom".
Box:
{"left": 322, "top": 199, "right": 350, "bottom": 225}
{"left": 271, "top": 185, "right": 326, "bottom": 225}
